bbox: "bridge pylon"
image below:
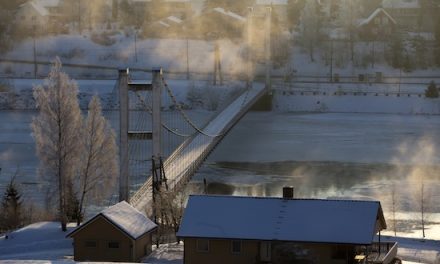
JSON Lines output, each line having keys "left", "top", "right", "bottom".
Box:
{"left": 118, "top": 67, "right": 167, "bottom": 203}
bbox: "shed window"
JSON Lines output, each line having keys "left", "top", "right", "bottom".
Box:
{"left": 108, "top": 241, "right": 120, "bottom": 249}
{"left": 231, "top": 240, "right": 242, "bottom": 254}
{"left": 84, "top": 240, "right": 97, "bottom": 248}
{"left": 196, "top": 239, "right": 209, "bottom": 252}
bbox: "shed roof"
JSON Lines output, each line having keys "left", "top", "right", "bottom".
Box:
{"left": 177, "top": 195, "right": 386, "bottom": 245}
{"left": 68, "top": 201, "right": 157, "bottom": 240}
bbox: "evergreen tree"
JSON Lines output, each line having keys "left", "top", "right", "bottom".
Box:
{"left": 1, "top": 173, "right": 23, "bottom": 231}
{"left": 425, "top": 81, "right": 438, "bottom": 98}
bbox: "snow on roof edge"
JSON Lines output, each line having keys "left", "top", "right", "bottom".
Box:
{"left": 358, "top": 8, "right": 396, "bottom": 27}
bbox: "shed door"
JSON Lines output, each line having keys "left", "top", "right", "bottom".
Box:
{"left": 260, "top": 241, "right": 271, "bottom": 262}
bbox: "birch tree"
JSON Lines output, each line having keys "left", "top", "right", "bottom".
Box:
{"left": 76, "top": 96, "right": 118, "bottom": 225}
{"left": 32, "top": 58, "right": 82, "bottom": 231}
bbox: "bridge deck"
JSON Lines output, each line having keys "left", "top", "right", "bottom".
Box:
{"left": 130, "top": 83, "right": 266, "bottom": 210}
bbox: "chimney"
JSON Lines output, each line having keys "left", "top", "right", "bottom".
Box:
{"left": 282, "top": 186, "right": 294, "bottom": 199}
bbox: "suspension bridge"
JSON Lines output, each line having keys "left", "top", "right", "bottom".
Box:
{"left": 110, "top": 67, "right": 269, "bottom": 212}
{"left": 103, "top": 7, "right": 274, "bottom": 213}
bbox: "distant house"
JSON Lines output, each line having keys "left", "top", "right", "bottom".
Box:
{"left": 358, "top": 8, "right": 397, "bottom": 40}
{"left": 382, "top": 0, "right": 421, "bottom": 30}
{"left": 255, "top": 0, "right": 288, "bottom": 25}
{"left": 15, "top": 0, "right": 62, "bottom": 34}
{"left": 67, "top": 201, "right": 157, "bottom": 262}
{"left": 177, "top": 189, "right": 398, "bottom": 264}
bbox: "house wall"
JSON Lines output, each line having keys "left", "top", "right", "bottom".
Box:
{"left": 72, "top": 216, "right": 134, "bottom": 262}
{"left": 134, "top": 232, "right": 153, "bottom": 261}
{"left": 183, "top": 238, "right": 259, "bottom": 264}
{"left": 15, "top": 4, "right": 48, "bottom": 32}
{"left": 183, "top": 238, "right": 361, "bottom": 264}
{"left": 272, "top": 242, "right": 356, "bottom": 264}
{"left": 359, "top": 12, "right": 395, "bottom": 40}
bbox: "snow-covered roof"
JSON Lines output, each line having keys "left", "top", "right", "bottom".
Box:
{"left": 167, "top": 16, "right": 183, "bottom": 24}
{"left": 358, "top": 8, "right": 396, "bottom": 27}
{"left": 382, "top": 0, "right": 420, "bottom": 9}
{"left": 23, "top": 1, "right": 49, "bottom": 17}
{"left": 177, "top": 195, "right": 386, "bottom": 245}
{"left": 256, "top": 0, "right": 288, "bottom": 5}
{"left": 68, "top": 201, "right": 157, "bottom": 240}
{"left": 212, "top": 7, "right": 246, "bottom": 22}
{"left": 159, "top": 21, "right": 171, "bottom": 27}
{"left": 35, "top": 0, "right": 60, "bottom": 8}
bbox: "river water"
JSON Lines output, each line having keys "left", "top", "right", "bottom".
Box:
{"left": 1, "top": 111, "right": 439, "bottom": 239}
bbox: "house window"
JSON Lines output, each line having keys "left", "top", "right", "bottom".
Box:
{"left": 374, "top": 17, "right": 380, "bottom": 25}
{"left": 84, "top": 240, "right": 97, "bottom": 248}
{"left": 383, "top": 17, "right": 388, "bottom": 24}
{"left": 231, "top": 240, "right": 242, "bottom": 254}
{"left": 108, "top": 241, "right": 120, "bottom": 249}
{"left": 196, "top": 239, "right": 209, "bottom": 252}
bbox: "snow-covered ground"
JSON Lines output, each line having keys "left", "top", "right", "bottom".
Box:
{"left": 0, "top": 221, "right": 438, "bottom": 263}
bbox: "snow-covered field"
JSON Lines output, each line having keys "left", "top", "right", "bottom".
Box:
{"left": 0, "top": 221, "right": 437, "bottom": 263}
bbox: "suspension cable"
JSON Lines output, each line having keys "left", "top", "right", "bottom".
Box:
{"left": 161, "top": 77, "right": 225, "bottom": 138}
{"left": 134, "top": 91, "right": 191, "bottom": 137}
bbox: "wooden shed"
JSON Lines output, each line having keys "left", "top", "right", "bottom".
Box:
{"left": 67, "top": 201, "right": 157, "bottom": 262}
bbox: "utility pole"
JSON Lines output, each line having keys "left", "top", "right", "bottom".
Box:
{"left": 78, "top": 0, "right": 81, "bottom": 33}
{"left": 330, "top": 39, "right": 333, "bottom": 82}
{"left": 213, "top": 42, "right": 222, "bottom": 85}
{"left": 247, "top": 7, "right": 253, "bottom": 86}
{"left": 186, "top": 38, "right": 190, "bottom": 80}
{"left": 265, "top": 7, "right": 272, "bottom": 92}
{"left": 134, "top": 30, "right": 138, "bottom": 63}
{"left": 32, "top": 20, "right": 37, "bottom": 79}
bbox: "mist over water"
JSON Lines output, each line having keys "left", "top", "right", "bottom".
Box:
{"left": 189, "top": 112, "right": 440, "bottom": 239}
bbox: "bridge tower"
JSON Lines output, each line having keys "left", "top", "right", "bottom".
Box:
{"left": 248, "top": 6, "right": 273, "bottom": 111}
{"left": 118, "top": 68, "right": 166, "bottom": 202}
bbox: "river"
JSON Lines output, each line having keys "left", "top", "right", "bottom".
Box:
{"left": 0, "top": 111, "right": 439, "bottom": 239}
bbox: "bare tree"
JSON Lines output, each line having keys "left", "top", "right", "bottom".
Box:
{"left": 300, "top": 0, "right": 324, "bottom": 62}
{"left": 32, "top": 57, "right": 82, "bottom": 231}
{"left": 76, "top": 96, "right": 118, "bottom": 225}
{"left": 390, "top": 186, "right": 398, "bottom": 236}
{"left": 152, "top": 190, "right": 187, "bottom": 246}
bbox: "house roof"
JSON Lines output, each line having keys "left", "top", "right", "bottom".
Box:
{"left": 67, "top": 201, "right": 157, "bottom": 240}
{"left": 25, "top": 1, "right": 49, "bottom": 16}
{"left": 358, "top": 8, "right": 397, "bottom": 27}
{"left": 177, "top": 195, "right": 386, "bottom": 245}
{"left": 35, "top": 0, "right": 60, "bottom": 8}
{"left": 256, "top": 0, "right": 288, "bottom": 5}
{"left": 212, "top": 7, "right": 246, "bottom": 22}
{"left": 382, "top": 0, "right": 420, "bottom": 9}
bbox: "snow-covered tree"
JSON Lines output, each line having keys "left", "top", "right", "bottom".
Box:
{"left": 299, "top": 0, "right": 324, "bottom": 62}
{"left": 32, "top": 57, "right": 83, "bottom": 231}
{"left": 76, "top": 96, "right": 118, "bottom": 225}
